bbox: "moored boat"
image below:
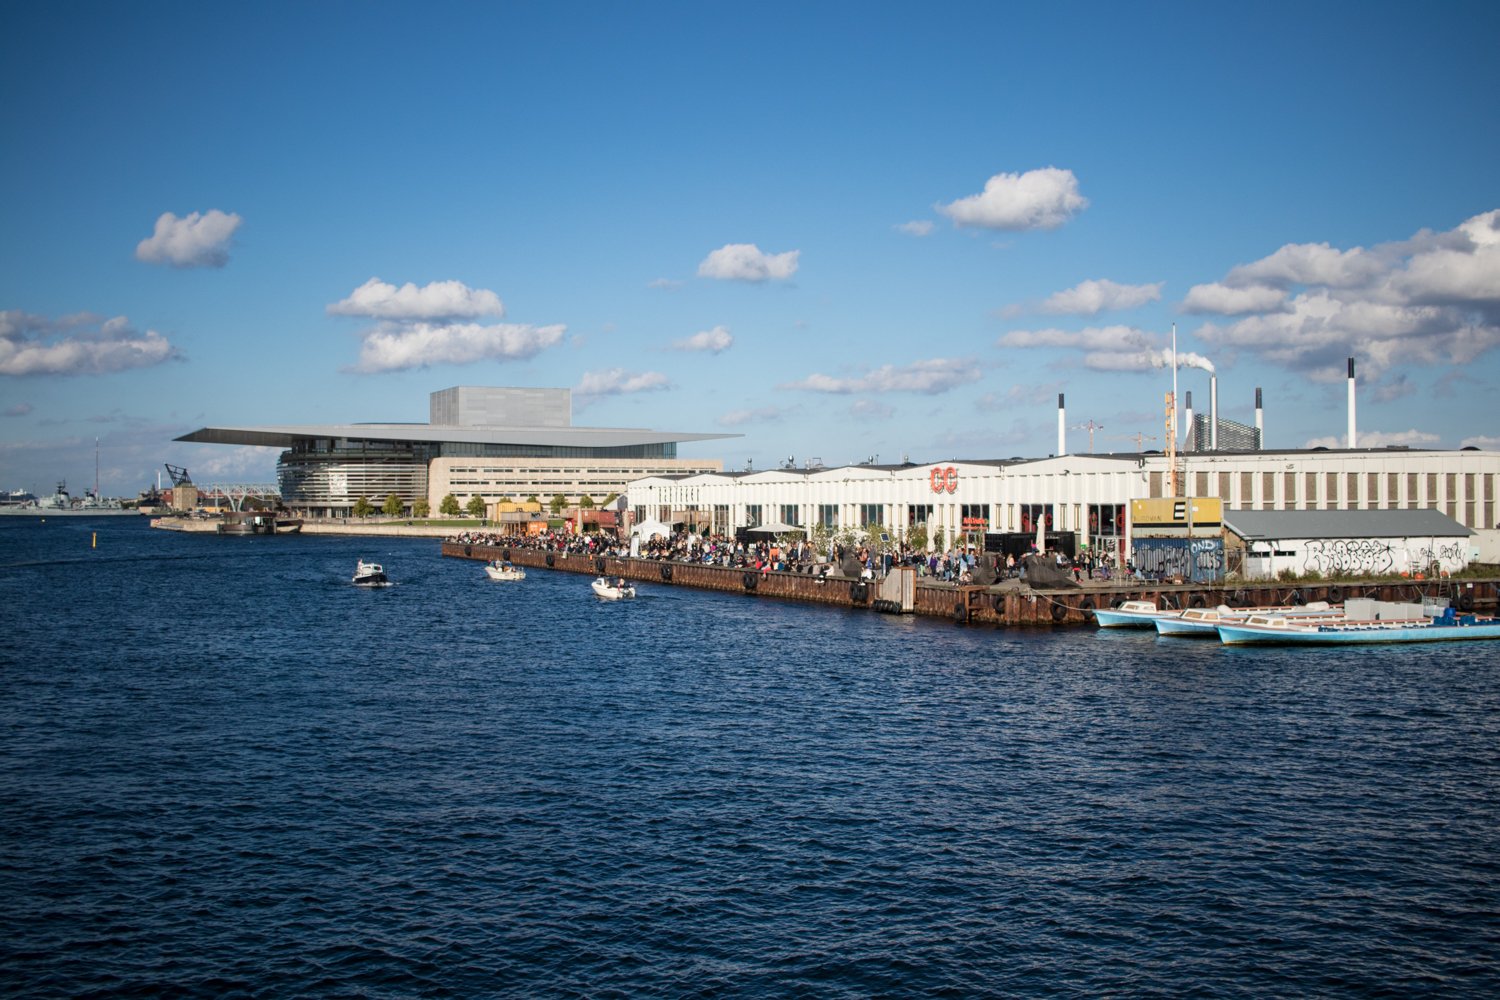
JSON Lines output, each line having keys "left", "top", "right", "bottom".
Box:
{"left": 1093, "top": 599, "right": 1176, "bottom": 629}
{"left": 1155, "top": 600, "right": 1336, "bottom": 637}
{"left": 591, "top": 576, "right": 636, "bottom": 600}
{"left": 353, "top": 559, "right": 390, "bottom": 587}
{"left": 0, "top": 481, "right": 138, "bottom": 516}
{"left": 1217, "top": 605, "right": 1500, "bottom": 645}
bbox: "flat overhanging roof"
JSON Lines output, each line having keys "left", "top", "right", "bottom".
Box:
{"left": 175, "top": 422, "right": 738, "bottom": 450}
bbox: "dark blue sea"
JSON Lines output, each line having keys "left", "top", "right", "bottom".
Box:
{"left": 3, "top": 517, "right": 1498, "bottom": 998}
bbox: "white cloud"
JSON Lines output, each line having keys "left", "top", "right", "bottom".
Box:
{"left": 1460, "top": 434, "right": 1500, "bottom": 449}
{"left": 719, "top": 406, "right": 790, "bottom": 427}
{"left": 1193, "top": 209, "right": 1500, "bottom": 381}
{"left": 1225, "top": 242, "right": 1384, "bottom": 289}
{"left": 135, "top": 210, "right": 242, "bottom": 268}
{"left": 349, "top": 321, "right": 564, "bottom": 373}
{"left": 1180, "top": 282, "right": 1289, "bottom": 315}
{"left": 1303, "top": 428, "right": 1441, "bottom": 449}
{"left": 895, "top": 220, "right": 935, "bottom": 237}
{"left": 781, "top": 357, "right": 980, "bottom": 395}
{"left": 0, "top": 311, "right": 180, "bottom": 376}
{"left": 998, "top": 324, "right": 1155, "bottom": 352}
{"left": 697, "top": 243, "right": 799, "bottom": 282}
{"left": 328, "top": 277, "right": 504, "bottom": 321}
{"left": 850, "top": 399, "right": 894, "bottom": 419}
{"left": 574, "top": 368, "right": 672, "bottom": 400}
{"left": 1038, "top": 279, "right": 1163, "bottom": 315}
{"left": 327, "top": 277, "right": 565, "bottom": 373}
{"left": 672, "top": 325, "right": 733, "bottom": 353}
{"left": 648, "top": 277, "right": 684, "bottom": 290}
{"left": 936, "top": 167, "right": 1088, "bottom": 231}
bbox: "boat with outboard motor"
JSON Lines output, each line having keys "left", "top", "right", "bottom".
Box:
{"left": 484, "top": 559, "right": 526, "bottom": 581}
{"left": 352, "top": 559, "right": 390, "bottom": 587}
{"left": 591, "top": 576, "right": 636, "bottom": 600}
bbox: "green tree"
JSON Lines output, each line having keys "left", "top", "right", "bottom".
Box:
{"left": 601, "top": 492, "right": 619, "bottom": 506}
{"left": 465, "top": 494, "right": 488, "bottom": 519}
{"left": 526, "top": 495, "right": 540, "bottom": 505}
{"left": 382, "top": 493, "right": 403, "bottom": 517}
{"left": 578, "top": 495, "right": 595, "bottom": 509}
{"left": 906, "top": 522, "right": 929, "bottom": 553}
{"left": 549, "top": 493, "right": 567, "bottom": 515}
{"left": 439, "top": 493, "right": 461, "bottom": 516}
{"left": 412, "top": 497, "right": 430, "bottom": 518}
{"left": 352, "top": 495, "right": 373, "bottom": 519}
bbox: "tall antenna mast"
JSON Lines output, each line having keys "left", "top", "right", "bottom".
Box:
{"left": 1167, "top": 324, "right": 1180, "bottom": 497}
{"left": 95, "top": 437, "right": 100, "bottom": 497}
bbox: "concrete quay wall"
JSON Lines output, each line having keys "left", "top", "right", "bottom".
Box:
{"left": 442, "top": 542, "right": 1498, "bottom": 626}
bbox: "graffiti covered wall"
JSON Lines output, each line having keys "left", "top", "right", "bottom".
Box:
{"left": 1299, "top": 537, "right": 1468, "bottom": 577}
{"left": 1132, "top": 537, "right": 1225, "bottom": 583}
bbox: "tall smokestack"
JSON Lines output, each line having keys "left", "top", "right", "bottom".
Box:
{"left": 1057, "top": 393, "right": 1066, "bottom": 456}
{"left": 1255, "top": 387, "right": 1264, "bottom": 448}
{"left": 1184, "top": 391, "right": 1194, "bottom": 452}
{"left": 1347, "top": 358, "right": 1357, "bottom": 448}
{"left": 1210, "top": 374, "right": 1219, "bottom": 451}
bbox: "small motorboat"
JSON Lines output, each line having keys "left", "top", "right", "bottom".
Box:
{"left": 353, "top": 559, "right": 390, "bottom": 587}
{"left": 1155, "top": 600, "right": 1336, "bottom": 637}
{"left": 1092, "top": 599, "right": 1175, "bottom": 629}
{"left": 484, "top": 559, "right": 526, "bottom": 581}
{"left": 591, "top": 576, "right": 636, "bottom": 600}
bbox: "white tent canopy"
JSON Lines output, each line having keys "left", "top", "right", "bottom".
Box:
{"left": 631, "top": 518, "right": 673, "bottom": 539}
{"left": 746, "top": 521, "right": 805, "bottom": 535}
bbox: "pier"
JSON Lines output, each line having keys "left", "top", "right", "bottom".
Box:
{"left": 440, "top": 542, "right": 1497, "bottom": 626}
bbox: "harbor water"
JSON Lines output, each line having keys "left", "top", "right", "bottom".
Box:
{"left": 2, "top": 517, "right": 1498, "bottom": 997}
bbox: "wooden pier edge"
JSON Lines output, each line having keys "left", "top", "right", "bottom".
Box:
{"left": 443, "top": 542, "right": 1497, "bottom": 627}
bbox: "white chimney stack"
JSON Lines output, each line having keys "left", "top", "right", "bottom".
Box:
{"left": 1057, "top": 393, "right": 1066, "bottom": 456}
{"left": 1184, "top": 391, "right": 1194, "bottom": 451}
{"left": 1255, "top": 387, "right": 1264, "bottom": 448}
{"left": 1210, "top": 374, "right": 1219, "bottom": 451}
{"left": 1347, "top": 358, "right": 1357, "bottom": 448}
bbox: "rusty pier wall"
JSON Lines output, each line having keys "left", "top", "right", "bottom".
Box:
{"left": 442, "top": 542, "right": 1497, "bottom": 627}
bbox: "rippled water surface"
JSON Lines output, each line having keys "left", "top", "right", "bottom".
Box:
{"left": 3, "top": 518, "right": 1498, "bottom": 997}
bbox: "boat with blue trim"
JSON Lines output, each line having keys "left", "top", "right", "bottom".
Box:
{"left": 1217, "top": 605, "right": 1500, "bottom": 645}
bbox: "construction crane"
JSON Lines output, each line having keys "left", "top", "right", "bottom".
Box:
{"left": 165, "top": 463, "right": 192, "bottom": 486}
{"left": 1069, "top": 420, "right": 1104, "bottom": 453}
{"left": 1108, "top": 432, "right": 1158, "bottom": 452}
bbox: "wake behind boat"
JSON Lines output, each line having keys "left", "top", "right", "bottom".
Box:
{"left": 353, "top": 559, "right": 390, "bottom": 587}
{"left": 592, "top": 576, "right": 636, "bottom": 600}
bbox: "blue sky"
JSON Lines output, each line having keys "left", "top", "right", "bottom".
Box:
{"left": 3, "top": 1, "right": 1498, "bottom": 495}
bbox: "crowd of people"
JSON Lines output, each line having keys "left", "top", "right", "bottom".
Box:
{"left": 448, "top": 525, "right": 1131, "bottom": 584}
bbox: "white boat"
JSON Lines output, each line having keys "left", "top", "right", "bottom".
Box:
{"left": 484, "top": 559, "right": 526, "bottom": 581}
{"left": 591, "top": 576, "right": 636, "bottom": 600}
{"left": 1154, "top": 600, "right": 1336, "bottom": 637}
{"left": 1093, "top": 599, "right": 1176, "bottom": 629}
{"left": 352, "top": 559, "right": 390, "bottom": 587}
{"left": 1217, "top": 607, "right": 1500, "bottom": 645}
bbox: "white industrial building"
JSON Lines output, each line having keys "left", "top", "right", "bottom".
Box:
{"left": 626, "top": 446, "right": 1500, "bottom": 568}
